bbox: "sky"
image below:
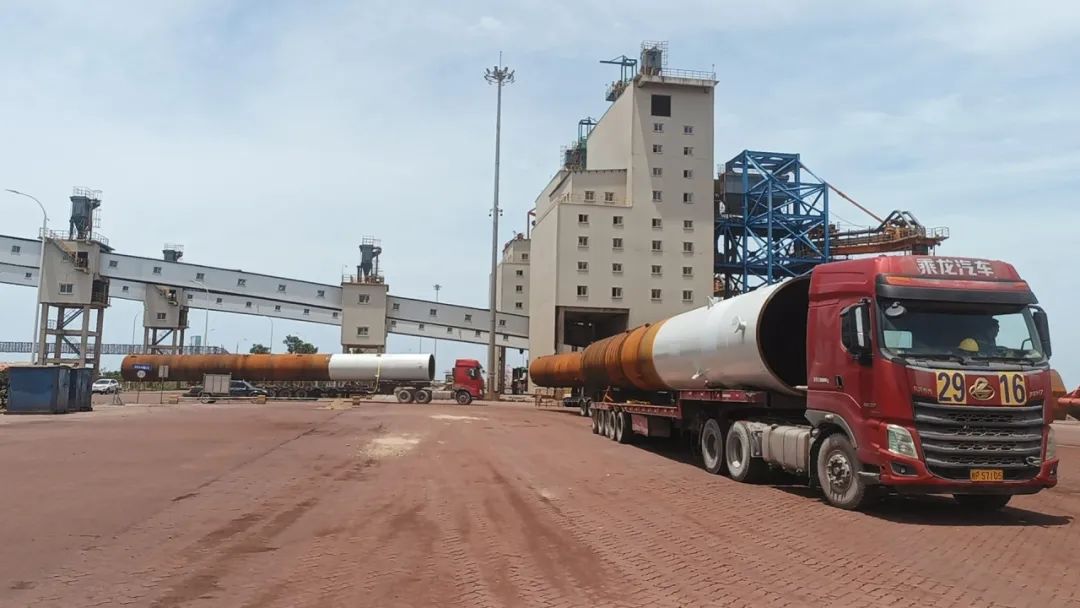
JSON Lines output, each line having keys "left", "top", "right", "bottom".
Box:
{"left": 1, "top": 1, "right": 1079, "bottom": 383}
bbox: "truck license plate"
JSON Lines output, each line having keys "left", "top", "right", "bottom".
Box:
{"left": 969, "top": 469, "right": 1004, "bottom": 482}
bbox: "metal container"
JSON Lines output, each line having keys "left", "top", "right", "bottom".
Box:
{"left": 528, "top": 352, "right": 584, "bottom": 388}
{"left": 7, "top": 366, "right": 71, "bottom": 414}
{"left": 327, "top": 354, "right": 434, "bottom": 382}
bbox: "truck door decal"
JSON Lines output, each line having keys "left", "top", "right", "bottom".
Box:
{"left": 936, "top": 371, "right": 966, "bottom": 404}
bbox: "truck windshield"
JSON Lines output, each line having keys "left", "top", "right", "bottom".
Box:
{"left": 878, "top": 300, "right": 1046, "bottom": 363}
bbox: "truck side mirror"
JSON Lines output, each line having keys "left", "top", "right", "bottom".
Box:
{"left": 1032, "top": 307, "right": 1052, "bottom": 358}
{"left": 840, "top": 302, "right": 872, "bottom": 364}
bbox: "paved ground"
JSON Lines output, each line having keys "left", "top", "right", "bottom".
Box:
{"left": 1, "top": 399, "right": 1078, "bottom": 608}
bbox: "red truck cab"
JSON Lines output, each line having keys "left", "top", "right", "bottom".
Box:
{"left": 806, "top": 256, "right": 1058, "bottom": 508}
{"left": 451, "top": 359, "right": 485, "bottom": 405}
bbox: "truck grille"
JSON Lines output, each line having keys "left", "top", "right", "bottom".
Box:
{"left": 912, "top": 401, "right": 1044, "bottom": 481}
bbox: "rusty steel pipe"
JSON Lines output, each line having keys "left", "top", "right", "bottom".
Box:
{"left": 121, "top": 353, "right": 434, "bottom": 383}
{"left": 527, "top": 352, "right": 584, "bottom": 388}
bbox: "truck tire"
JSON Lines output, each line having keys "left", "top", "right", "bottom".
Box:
{"left": 726, "top": 421, "right": 768, "bottom": 483}
{"left": 295, "top": 388, "right": 308, "bottom": 399}
{"left": 199, "top": 392, "right": 213, "bottom": 404}
{"left": 395, "top": 388, "right": 414, "bottom": 403}
{"left": 414, "top": 389, "right": 433, "bottom": 404}
{"left": 591, "top": 409, "right": 601, "bottom": 434}
{"left": 455, "top": 391, "right": 473, "bottom": 405}
{"left": 700, "top": 419, "right": 725, "bottom": 474}
{"left": 953, "top": 494, "right": 1011, "bottom": 511}
{"left": 816, "top": 433, "right": 872, "bottom": 510}
{"left": 579, "top": 399, "right": 590, "bottom": 417}
{"left": 604, "top": 410, "right": 616, "bottom": 439}
{"left": 614, "top": 411, "right": 632, "bottom": 444}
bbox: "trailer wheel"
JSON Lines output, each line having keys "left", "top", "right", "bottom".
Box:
{"left": 199, "top": 392, "right": 213, "bottom": 404}
{"left": 455, "top": 391, "right": 473, "bottom": 405}
{"left": 395, "top": 388, "right": 414, "bottom": 403}
{"left": 414, "top": 389, "right": 433, "bottom": 404}
{"left": 590, "top": 409, "right": 601, "bottom": 434}
{"left": 725, "top": 421, "right": 768, "bottom": 483}
{"left": 294, "top": 388, "right": 308, "bottom": 399}
{"left": 603, "top": 410, "right": 616, "bottom": 439}
{"left": 579, "top": 399, "right": 590, "bottom": 417}
{"left": 700, "top": 419, "right": 725, "bottom": 474}
{"left": 614, "top": 411, "right": 632, "bottom": 444}
{"left": 816, "top": 433, "right": 872, "bottom": 510}
{"left": 953, "top": 494, "right": 1011, "bottom": 511}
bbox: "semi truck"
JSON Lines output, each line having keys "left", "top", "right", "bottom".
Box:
{"left": 121, "top": 353, "right": 485, "bottom": 405}
{"left": 530, "top": 256, "right": 1059, "bottom": 511}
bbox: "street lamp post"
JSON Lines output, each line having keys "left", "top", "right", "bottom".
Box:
{"left": 484, "top": 56, "right": 514, "bottom": 400}
{"left": 190, "top": 280, "right": 210, "bottom": 353}
{"left": 5, "top": 189, "right": 48, "bottom": 364}
{"left": 131, "top": 312, "right": 141, "bottom": 353}
{"left": 433, "top": 283, "right": 441, "bottom": 368}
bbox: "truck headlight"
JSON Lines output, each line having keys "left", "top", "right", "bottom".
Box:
{"left": 1047, "top": 426, "right": 1057, "bottom": 460}
{"left": 887, "top": 424, "right": 918, "bottom": 458}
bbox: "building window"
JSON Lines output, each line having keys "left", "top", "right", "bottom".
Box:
{"left": 359, "top": 294, "right": 370, "bottom": 304}
{"left": 447, "top": 327, "right": 454, "bottom": 334}
{"left": 584, "top": 191, "right": 595, "bottom": 202}
{"left": 24, "top": 272, "right": 32, "bottom": 280}
{"left": 502, "top": 334, "right": 509, "bottom": 342}
{"left": 419, "top": 323, "right": 425, "bottom": 330}
{"left": 684, "top": 220, "right": 694, "bottom": 230}
{"left": 429, "top": 308, "right": 438, "bottom": 317}
{"left": 515, "top": 285, "right": 523, "bottom": 293}
{"left": 578, "top": 213, "right": 589, "bottom": 224}
{"left": 612, "top": 215, "right": 623, "bottom": 226}
{"left": 514, "top": 302, "right": 523, "bottom": 310}
{"left": 392, "top": 302, "right": 400, "bottom": 311}
{"left": 578, "top": 236, "right": 589, "bottom": 248}
{"left": 604, "top": 192, "right": 615, "bottom": 202}
{"left": 275, "top": 305, "right": 282, "bottom": 312}
{"left": 278, "top": 284, "right": 286, "bottom": 292}
{"left": 684, "top": 125, "right": 694, "bottom": 135}
{"left": 59, "top": 283, "right": 73, "bottom": 294}
{"left": 612, "top": 238, "right": 623, "bottom": 250}
{"left": 576, "top": 285, "right": 588, "bottom": 297}
{"left": 237, "top": 278, "right": 246, "bottom": 287}
{"left": 475, "top": 329, "right": 482, "bottom": 337}
{"left": 109, "top": 260, "right": 118, "bottom": 268}
{"left": 357, "top": 326, "right": 369, "bottom": 337}
{"left": 653, "top": 122, "right": 664, "bottom": 132}
{"left": 152, "top": 266, "right": 162, "bottom": 275}
{"left": 683, "top": 242, "right": 695, "bottom": 253}
{"left": 651, "top": 240, "right": 662, "bottom": 252}
{"left": 187, "top": 293, "right": 193, "bottom": 300}
{"left": 390, "top": 320, "right": 396, "bottom": 327}
{"left": 333, "top": 312, "right": 339, "bottom": 319}
{"left": 576, "top": 261, "right": 589, "bottom": 273}
{"left": 683, "top": 169, "right": 693, "bottom": 179}
{"left": 652, "top": 190, "right": 662, "bottom": 202}
{"left": 683, "top": 266, "right": 694, "bottom": 277}
{"left": 683, "top": 192, "right": 694, "bottom": 203}
{"left": 651, "top": 265, "right": 662, "bottom": 276}
{"left": 683, "top": 146, "right": 694, "bottom": 156}
{"left": 651, "top": 94, "right": 671, "bottom": 117}
{"left": 317, "top": 289, "right": 325, "bottom": 298}
{"left": 245, "top": 301, "right": 252, "bottom": 308}
{"left": 652, "top": 218, "right": 662, "bottom": 229}
{"left": 682, "top": 290, "right": 693, "bottom": 302}
{"left": 303, "top": 308, "right": 310, "bottom": 315}
{"left": 465, "top": 313, "right": 473, "bottom": 322}
{"left": 612, "top": 287, "right": 623, "bottom": 299}
{"left": 499, "top": 319, "right": 507, "bottom": 327}
{"left": 652, "top": 167, "right": 663, "bottom": 177}
{"left": 652, "top": 144, "right": 663, "bottom": 154}
{"left": 122, "top": 285, "right": 129, "bottom": 293}
{"left": 156, "top": 312, "right": 167, "bottom": 320}
{"left": 515, "top": 269, "right": 523, "bottom": 277}
{"left": 10, "top": 245, "right": 20, "bottom": 254}
{"left": 521, "top": 253, "right": 529, "bottom": 261}
{"left": 195, "top": 272, "right": 205, "bottom": 280}
{"left": 612, "top": 263, "right": 623, "bottom": 273}
{"left": 216, "top": 297, "right": 223, "bottom": 304}
{"left": 651, "top": 289, "right": 662, "bottom": 300}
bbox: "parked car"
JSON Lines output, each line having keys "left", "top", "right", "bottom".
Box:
{"left": 91, "top": 378, "right": 121, "bottom": 394}
{"left": 183, "top": 380, "right": 268, "bottom": 398}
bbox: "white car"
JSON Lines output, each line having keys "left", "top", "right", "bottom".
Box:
{"left": 91, "top": 378, "right": 121, "bottom": 394}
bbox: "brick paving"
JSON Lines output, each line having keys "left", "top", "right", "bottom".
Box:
{"left": 0, "top": 400, "right": 1078, "bottom": 607}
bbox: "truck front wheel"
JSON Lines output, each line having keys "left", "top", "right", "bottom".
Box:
{"left": 816, "top": 434, "right": 872, "bottom": 510}
{"left": 455, "top": 391, "right": 473, "bottom": 405}
{"left": 953, "top": 494, "right": 1011, "bottom": 511}
{"left": 700, "top": 419, "right": 725, "bottom": 474}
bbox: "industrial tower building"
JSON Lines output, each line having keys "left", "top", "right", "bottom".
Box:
{"left": 529, "top": 43, "right": 716, "bottom": 358}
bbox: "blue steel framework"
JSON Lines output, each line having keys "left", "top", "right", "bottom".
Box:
{"left": 715, "top": 150, "right": 830, "bottom": 296}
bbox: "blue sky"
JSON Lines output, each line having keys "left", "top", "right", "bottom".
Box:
{"left": 1, "top": 1, "right": 1078, "bottom": 383}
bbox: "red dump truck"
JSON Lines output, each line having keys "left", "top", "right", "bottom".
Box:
{"left": 530, "top": 256, "right": 1059, "bottom": 510}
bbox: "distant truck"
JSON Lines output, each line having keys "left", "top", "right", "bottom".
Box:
{"left": 531, "top": 256, "right": 1059, "bottom": 511}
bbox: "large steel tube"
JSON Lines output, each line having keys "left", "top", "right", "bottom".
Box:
{"left": 529, "top": 277, "right": 810, "bottom": 395}
{"left": 121, "top": 353, "right": 435, "bottom": 383}
{"left": 528, "top": 352, "right": 584, "bottom": 388}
